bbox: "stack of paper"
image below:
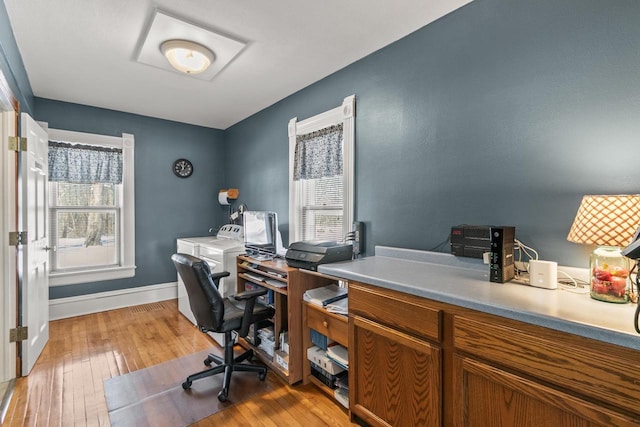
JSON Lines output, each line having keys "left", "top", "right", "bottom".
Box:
{"left": 303, "top": 284, "right": 347, "bottom": 307}
{"left": 327, "top": 344, "right": 348, "bottom": 369}
{"left": 325, "top": 298, "right": 348, "bottom": 315}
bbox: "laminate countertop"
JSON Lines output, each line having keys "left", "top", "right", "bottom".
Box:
{"left": 318, "top": 246, "right": 640, "bottom": 351}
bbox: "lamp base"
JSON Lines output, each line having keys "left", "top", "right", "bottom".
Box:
{"left": 590, "top": 246, "right": 630, "bottom": 303}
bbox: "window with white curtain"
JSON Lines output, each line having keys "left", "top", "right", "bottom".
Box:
{"left": 47, "top": 129, "right": 135, "bottom": 286}
{"left": 288, "top": 95, "right": 355, "bottom": 243}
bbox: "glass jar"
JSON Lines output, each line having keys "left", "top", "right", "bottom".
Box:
{"left": 590, "top": 246, "right": 630, "bottom": 303}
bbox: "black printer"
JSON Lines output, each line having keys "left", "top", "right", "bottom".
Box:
{"left": 285, "top": 241, "right": 353, "bottom": 270}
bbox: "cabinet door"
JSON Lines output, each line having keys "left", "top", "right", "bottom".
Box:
{"left": 350, "top": 315, "right": 441, "bottom": 427}
{"left": 453, "top": 355, "right": 638, "bottom": 427}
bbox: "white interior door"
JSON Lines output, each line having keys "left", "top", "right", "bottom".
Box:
{"left": 1, "top": 110, "right": 17, "bottom": 382}
{"left": 20, "top": 113, "right": 49, "bottom": 375}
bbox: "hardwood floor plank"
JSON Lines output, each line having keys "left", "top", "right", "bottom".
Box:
{"left": 5, "top": 299, "right": 355, "bottom": 426}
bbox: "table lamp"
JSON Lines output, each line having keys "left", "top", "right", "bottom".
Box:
{"left": 567, "top": 194, "right": 640, "bottom": 303}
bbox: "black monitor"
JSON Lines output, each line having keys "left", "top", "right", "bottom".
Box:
{"left": 243, "top": 211, "right": 278, "bottom": 259}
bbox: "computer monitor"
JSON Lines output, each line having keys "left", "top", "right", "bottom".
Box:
{"left": 243, "top": 211, "right": 278, "bottom": 259}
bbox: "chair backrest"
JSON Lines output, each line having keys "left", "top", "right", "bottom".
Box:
{"left": 171, "top": 253, "right": 225, "bottom": 331}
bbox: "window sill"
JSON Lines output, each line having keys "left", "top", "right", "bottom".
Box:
{"left": 49, "top": 265, "right": 136, "bottom": 286}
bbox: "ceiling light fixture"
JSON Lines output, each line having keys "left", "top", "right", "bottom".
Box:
{"left": 160, "top": 40, "right": 214, "bottom": 75}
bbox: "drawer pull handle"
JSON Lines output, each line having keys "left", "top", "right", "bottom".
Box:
{"left": 323, "top": 321, "right": 328, "bottom": 328}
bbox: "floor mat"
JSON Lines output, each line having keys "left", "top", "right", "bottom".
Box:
{"left": 104, "top": 349, "right": 273, "bottom": 427}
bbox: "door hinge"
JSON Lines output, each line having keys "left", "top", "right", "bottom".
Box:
{"left": 9, "top": 231, "right": 28, "bottom": 246}
{"left": 8, "top": 136, "right": 27, "bottom": 152}
{"left": 9, "top": 326, "right": 28, "bottom": 343}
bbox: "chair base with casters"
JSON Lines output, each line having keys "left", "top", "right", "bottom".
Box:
{"left": 181, "top": 331, "right": 267, "bottom": 402}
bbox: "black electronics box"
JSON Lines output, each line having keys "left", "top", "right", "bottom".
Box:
{"left": 310, "top": 362, "right": 347, "bottom": 389}
{"left": 450, "top": 225, "right": 492, "bottom": 258}
{"left": 489, "top": 226, "right": 515, "bottom": 283}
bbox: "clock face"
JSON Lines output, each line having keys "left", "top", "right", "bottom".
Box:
{"left": 172, "top": 158, "right": 193, "bottom": 178}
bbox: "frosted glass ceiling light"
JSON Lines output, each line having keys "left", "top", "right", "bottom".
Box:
{"left": 160, "top": 40, "right": 214, "bottom": 74}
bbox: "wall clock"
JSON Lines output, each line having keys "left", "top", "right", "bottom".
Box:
{"left": 172, "top": 158, "right": 193, "bottom": 178}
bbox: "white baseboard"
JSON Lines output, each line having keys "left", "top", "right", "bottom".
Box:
{"left": 49, "top": 282, "right": 178, "bottom": 320}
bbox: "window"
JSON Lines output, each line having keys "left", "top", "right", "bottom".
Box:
{"left": 288, "top": 95, "right": 355, "bottom": 243}
{"left": 48, "top": 129, "right": 135, "bottom": 286}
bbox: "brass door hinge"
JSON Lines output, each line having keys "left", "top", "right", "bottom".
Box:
{"left": 9, "top": 231, "right": 28, "bottom": 246}
{"left": 8, "top": 136, "right": 27, "bottom": 152}
{"left": 9, "top": 326, "right": 28, "bottom": 343}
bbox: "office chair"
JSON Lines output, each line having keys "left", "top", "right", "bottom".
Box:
{"left": 172, "top": 253, "right": 275, "bottom": 402}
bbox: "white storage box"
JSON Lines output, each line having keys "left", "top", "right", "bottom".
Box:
{"left": 275, "top": 350, "right": 289, "bottom": 371}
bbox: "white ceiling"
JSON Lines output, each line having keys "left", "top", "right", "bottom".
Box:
{"left": 4, "top": 0, "right": 472, "bottom": 129}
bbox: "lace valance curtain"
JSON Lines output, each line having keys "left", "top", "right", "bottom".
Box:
{"left": 293, "top": 123, "right": 343, "bottom": 181}
{"left": 48, "top": 141, "right": 123, "bottom": 184}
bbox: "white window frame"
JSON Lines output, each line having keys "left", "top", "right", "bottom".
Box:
{"left": 47, "top": 129, "right": 135, "bottom": 286}
{"left": 288, "top": 95, "right": 355, "bottom": 243}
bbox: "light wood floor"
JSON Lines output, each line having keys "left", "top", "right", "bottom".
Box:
{"left": 3, "top": 300, "right": 357, "bottom": 426}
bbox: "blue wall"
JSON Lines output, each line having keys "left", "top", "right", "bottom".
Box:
{"left": 35, "top": 98, "right": 227, "bottom": 298}
{"left": 225, "top": 0, "right": 640, "bottom": 268}
{"left": 3, "top": 0, "right": 640, "bottom": 300}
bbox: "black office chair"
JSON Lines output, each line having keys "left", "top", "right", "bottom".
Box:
{"left": 172, "top": 253, "right": 275, "bottom": 402}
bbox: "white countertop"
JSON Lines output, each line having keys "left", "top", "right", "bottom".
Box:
{"left": 318, "top": 246, "right": 640, "bottom": 351}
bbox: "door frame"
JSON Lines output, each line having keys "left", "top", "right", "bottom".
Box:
{"left": 0, "top": 69, "right": 19, "bottom": 382}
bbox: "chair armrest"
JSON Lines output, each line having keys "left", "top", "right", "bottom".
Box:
{"left": 233, "top": 288, "right": 267, "bottom": 301}
{"left": 233, "top": 287, "right": 271, "bottom": 338}
{"left": 209, "top": 271, "right": 230, "bottom": 281}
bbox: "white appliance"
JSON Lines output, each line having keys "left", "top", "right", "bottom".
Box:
{"left": 176, "top": 224, "right": 245, "bottom": 344}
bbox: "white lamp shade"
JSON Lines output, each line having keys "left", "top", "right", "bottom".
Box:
{"left": 160, "top": 40, "right": 214, "bottom": 74}
{"left": 567, "top": 194, "right": 640, "bottom": 247}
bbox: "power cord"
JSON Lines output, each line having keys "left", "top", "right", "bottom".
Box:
{"left": 513, "top": 239, "right": 539, "bottom": 281}
{"left": 428, "top": 236, "right": 451, "bottom": 252}
{"left": 557, "top": 270, "right": 589, "bottom": 294}
{"left": 629, "top": 263, "right": 640, "bottom": 334}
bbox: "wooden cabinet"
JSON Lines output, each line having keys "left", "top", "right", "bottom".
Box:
{"left": 348, "top": 283, "right": 442, "bottom": 427}
{"left": 452, "top": 313, "right": 640, "bottom": 426}
{"left": 236, "top": 255, "right": 319, "bottom": 385}
{"left": 347, "top": 281, "right": 640, "bottom": 427}
{"left": 453, "top": 355, "right": 637, "bottom": 426}
{"left": 302, "top": 302, "right": 349, "bottom": 398}
{"left": 300, "top": 269, "right": 349, "bottom": 407}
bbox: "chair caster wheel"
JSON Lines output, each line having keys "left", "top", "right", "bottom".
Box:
{"left": 258, "top": 372, "right": 267, "bottom": 381}
{"left": 217, "top": 389, "right": 228, "bottom": 402}
{"left": 182, "top": 380, "right": 192, "bottom": 390}
{"left": 204, "top": 357, "right": 212, "bottom": 367}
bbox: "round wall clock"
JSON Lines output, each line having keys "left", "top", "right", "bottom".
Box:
{"left": 172, "top": 158, "right": 193, "bottom": 178}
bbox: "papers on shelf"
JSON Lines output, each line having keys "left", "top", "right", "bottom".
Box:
{"left": 303, "top": 284, "right": 347, "bottom": 307}
{"left": 327, "top": 344, "right": 348, "bottom": 369}
{"left": 243, "top": 272, "right": 264, "bottom": 282}
{"left": 264, "top": 278, "right": 287, "bottom": 288}
{"left": 325, "top": 297, "right": 348, "bottom": 315}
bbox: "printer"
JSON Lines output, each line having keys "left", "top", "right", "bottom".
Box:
{"left": 285, "top": 241, "right": 353, "bottom": 270}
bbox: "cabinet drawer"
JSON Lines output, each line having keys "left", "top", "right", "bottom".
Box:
{"left": 453, "top": 314, "right": 640, "bottom": 416}
{"left": 307, "top": 304, "right": 348, "bottom": 346}
{"left": 349, "top": 283, "right": 441, "bottom": 342}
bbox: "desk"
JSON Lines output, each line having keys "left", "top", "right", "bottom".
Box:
{"left": 235, "top": 255, "right": 335, "bottom": 384}
{"left": 320, "top": 246, "right": 640, "bottom": 427}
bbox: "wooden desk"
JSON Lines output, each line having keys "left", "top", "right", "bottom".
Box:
{"left": 236, "top": 256, "right": 334, "bottom": 384}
